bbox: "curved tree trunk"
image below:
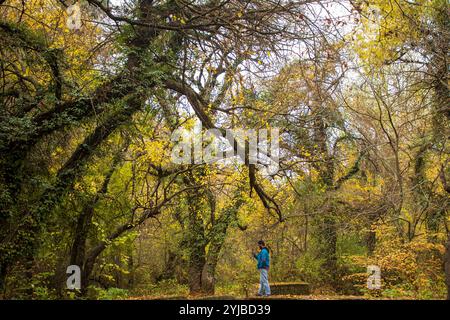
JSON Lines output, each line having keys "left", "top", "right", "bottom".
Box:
{"left": 69, "top": 147, "right": 125, "bottom": 294}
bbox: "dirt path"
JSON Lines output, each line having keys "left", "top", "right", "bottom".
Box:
{"left": 127, "top": 294, "right": 379, "bottom": 300}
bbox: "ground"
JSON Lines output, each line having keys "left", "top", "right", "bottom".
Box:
{"left": 127, "top": 294, "right": 418, "bottom": 300}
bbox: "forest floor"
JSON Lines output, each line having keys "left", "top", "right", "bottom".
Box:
{"left": 127, "top": 294, "right": 415, "bottom": 300}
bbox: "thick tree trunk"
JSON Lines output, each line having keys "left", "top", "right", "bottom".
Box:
{"left": 200, "top": 235, "right": 225, "bottom": 295}
{"left": 200, "top": 263, "right": 216, "bottom": 295}
{"left": 69, "top": 149, "right": 123, "bottom": 294}
{"left": 312, "top": 113, "right": 339, "bottom": 286}
{"left": 70, "top": 206, "right": 94, "bottom": 269}
{"left": 184, "top": 171, "right": 244, "bottom": 295}
{"left": 318, "top": 214, "right": 337, "bottom": 284}
{"left": 186, "top": 199, "right": 207, "bottom": 295}
{"left": 159, "top": 250, "right": 179, "bottom": 281}
{"left": 200, "top": 241, "right": 227, "bottom": 295}
{"left": 189, "top": 254, "right": 206, "bottom": 295}
{"left": 200, "top": 198, "right": 244, "bottom": 294}
{"left": 319, "top": 196, "right": 338, "bottom": 284}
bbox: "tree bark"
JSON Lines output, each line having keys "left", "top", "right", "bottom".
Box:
{"left": 317, "top": 214, "right": 337, "bottom": 283}
{"left": 69, "top": 146, "right": 125, "bottom": 294}
{"left": 186, "top": 193, "right": 207, "bottom": 295}
{"left": 200, "top": 198, "right": 244, "bottom": 294}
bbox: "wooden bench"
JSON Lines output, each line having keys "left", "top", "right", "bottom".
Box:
{"left": 270, "top": 282, "right": 310, "bottom": 295}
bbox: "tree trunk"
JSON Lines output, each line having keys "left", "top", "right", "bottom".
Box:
{"left": 318, "top": 214, "right": 337, "bottom": 284}
{"left": 200, "top": 238, "right": 228, "bottom": 295}
{"left": 200, "top": 233, "right": 226, "bottom": 295}
{"left": 69, "top": 145, "right": 125, "bottom": 294}
{"left": 127, "top": 248, "right": 134, "bottom": 289}
{"left": 200, "top": 197, "right": 244, "bottom": 294}
{"left": 70, "top": 206, "right": 94, "bottom": 269}
{"left": 366, "top": 229, "right": 376, "bottom": 256}
{"left": 189, "top": 253, "right": 206, "bottom": 295}
{"left": 186, "top": 197, "right": 207, "bottom": 295}
{"left": 159, "top": 250, "right": 179, "bottom": 281}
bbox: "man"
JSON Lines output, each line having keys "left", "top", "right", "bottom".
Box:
{"left": 253, "top": 240, "right": 271, "bottom": 296}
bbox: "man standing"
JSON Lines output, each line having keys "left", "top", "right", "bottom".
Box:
{"left": 253, "top": 240, "right": 271, "bottom": 296}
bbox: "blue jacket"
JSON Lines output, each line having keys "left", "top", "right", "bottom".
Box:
{"left": 254, "top": 247, "right": 270, "bottom": 269}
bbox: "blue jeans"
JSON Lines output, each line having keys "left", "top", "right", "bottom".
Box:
{"left": 258, "top": 268, "right": 270, "bottom": 295}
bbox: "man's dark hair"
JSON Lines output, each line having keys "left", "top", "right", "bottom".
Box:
{"left": 258, "top": 240, "right": 265, "bottom": 246}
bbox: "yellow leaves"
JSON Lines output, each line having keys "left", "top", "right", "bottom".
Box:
{"left": 50, "top": 146, "right": 64, "bottom": 158}
{"left": 206, "top": 65, "right": 217, "bottom": 73}
{"left": 2, "top": 0, "right": 105, "bottom": 92}
{"left": 230, "top": 89, "right": 245, "bottom": 106}
{"left": 347, "top": 221, "right": 445, "bottom": 298}
{"left": 352, "top": 0, "right": 433, "bottom": 70}
{"left": 170, "top": 14, "right": 186, "bottom": 25}
{"left": 130, "top": 138, "right": 171, "bottom": 168}
{"left": 337, "top": 168, "right": 384, "bottom": 204}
